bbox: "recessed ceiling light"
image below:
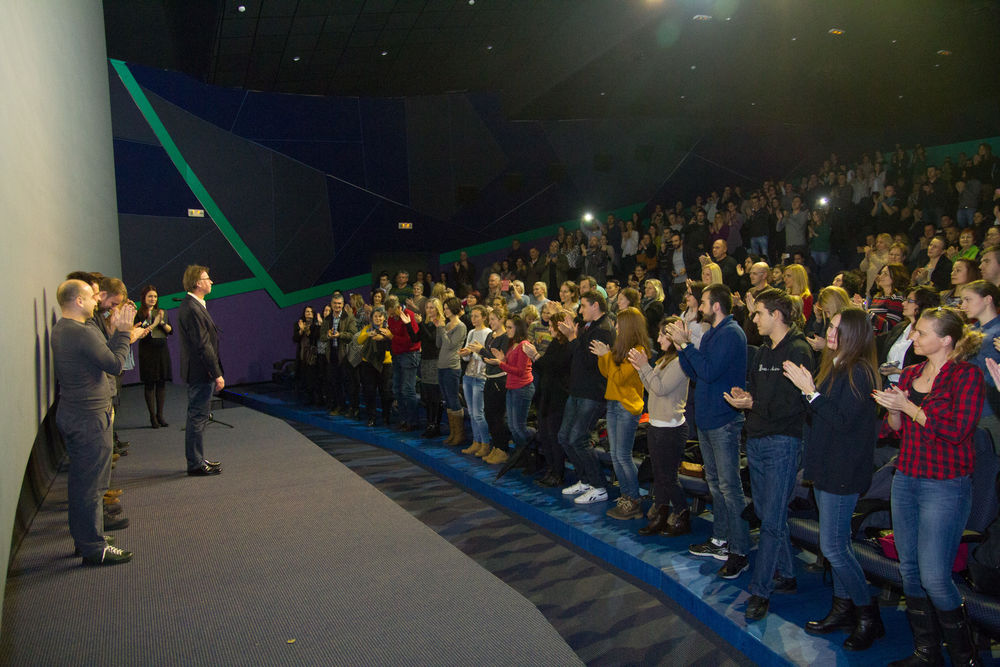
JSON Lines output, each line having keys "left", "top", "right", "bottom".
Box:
{"left": 381, "top": 51, "right": 388, "bottom": 56}
{"left": 680, "top": 95, "right": 685, "bottom": 99}
{"left": 292, "top": 56, "right": 300, "bottom": 62}
{"left": 692, "top": 14, "right": 712, "bottom": 21}
{"left": 898, "top": 95, "right": 904, "bottom": 99}
{"left": 725, "top": 17, "right": 731, "bottom": 22}
{"left": 468, "top": 0, "right": 474, "bottom": 4}
{"left": 891, "top": 39, "right": 897, "bottom": 44}
{"left": 690, "top": 65, "right": 696, "bottom": 70}
{"left": 486, "top": 45, "right": 493, "bottom": 51}
{"left": 937, "top": 49, "right": 952, "bottom": 56}
{"left": 751, "top": 102, "right": 756, "bottom": 106}
{"left": 600, "top": 92, "right": 606, "bottom": 96}
{"left": 828, "top": 28, "right": 845, "bottom": 36}
{"left": 237, "top": 4, "right": 246, "bottom": 12}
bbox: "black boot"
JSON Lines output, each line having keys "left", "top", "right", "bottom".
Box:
{"left": 844, "top": 597, "right": 885, "bottom": 651}
{"left": 662, "top": 508, "right": 691, "bottom": 536}
{"left": 888, "top": 597, "right": 944, "bottom": 667}
{"left": 421, "top": 400, "right": 440, "bottom": 438}
{"left": 936, "top": 604, "right": 981, "bottom": 666}
{"left": 805, "top": 596, "right": 855, "bottom": 634}
{"left": 638, "top": 504, "right": 670, "bottom": 536}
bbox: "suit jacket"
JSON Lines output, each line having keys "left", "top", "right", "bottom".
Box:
{"left": 178, "top": 295, "right": 222, "bottom": 384}
{"left": 319, "top": 310, "right": 358, "bottom": 362}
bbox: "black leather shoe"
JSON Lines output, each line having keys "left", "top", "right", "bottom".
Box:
{"left": 772, "top": 575, "right": 798, "bottom": 594}
{"left": 82, "top": 544, "right": 133, "bottom": 566}
{"left": 745, "top": 595, "right": 769, "bottom": 621}
{"left": 187, "top": 464, "right": 222, "bottom": 476}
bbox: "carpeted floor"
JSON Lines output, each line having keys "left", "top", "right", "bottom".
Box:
{"left": 1, "top": 387, "right": 581, "bottom": 666}
{"left": 293, "top": 425, "right": 751, "bottom": 667}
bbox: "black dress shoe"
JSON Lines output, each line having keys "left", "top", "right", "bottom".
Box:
{"left": 772, "top": 575, "right": 798, "bottom": 595}
{"left": 745, "top": 595, "right": 769, "bottom": 621}
{"left": 187, "top": 464, "right": 222, "bottom": 476}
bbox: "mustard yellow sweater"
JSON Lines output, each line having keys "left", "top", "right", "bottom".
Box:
{"left": 597, "top": 349, "right": 646, "bottom": 415}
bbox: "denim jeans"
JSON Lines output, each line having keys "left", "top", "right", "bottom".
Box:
{"left": 747, "top": 434, "right": 801, "bottom": 598}
{"left": 185, "top": 381, "right": 215, "bottom": 470}
{"left": 558, "top": 396, "right": 606, "bottom": 488}
{"left": 462, "top": 375, "right": 488, "bottom": 443}
{"left": 811, "top": 250, "right": 830, "bottom": 268}
{"left": 891, "top": 472, "right": 972, "bottom": 610}
{"left": 750, "top": 235, "right": 768, "bottom": 258}
{"left": 437, "top": 367, "right": 463, "bottom": 411}
{"left": 392, "top": 351, "right": 420, "bottom": 424}
{"left": 505, "top": 383, "right": 536, "bottom": 448}
{"left": 815, "top": 489, "right": 870, "bottom": 605}
{"left": 56, "top": 407, "right": 114, "bottom": 558}
{"left": 606, "top": 400, "right": 641, "bottom": 499}
{"left": 697, "top": 418, "right": 750, "bottom": 555}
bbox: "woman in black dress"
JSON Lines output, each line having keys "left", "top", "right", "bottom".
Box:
{"left": 134, "top": 285, "right": 173, "bottom": 428}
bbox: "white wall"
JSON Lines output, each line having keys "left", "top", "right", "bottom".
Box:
{"left": 0, "top": 0, "right": 120, "bottom": 627}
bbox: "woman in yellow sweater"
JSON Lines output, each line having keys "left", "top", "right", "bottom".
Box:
{"left": 590, "top": 307, "right": 651, "bottom": 520}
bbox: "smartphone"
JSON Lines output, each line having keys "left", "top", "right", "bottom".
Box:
{"left": 501, "top": 279, "right": 511, "bottom": 292}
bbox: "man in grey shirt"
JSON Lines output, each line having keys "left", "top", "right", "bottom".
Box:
{"left": 777, "top": 195, "right": 809, "bottom": 254}
{"left": 51, "top": 279, "right": 135, "bottom": 566}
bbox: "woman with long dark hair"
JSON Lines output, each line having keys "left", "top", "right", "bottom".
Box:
{"left": 475, "top": 307, "right": 512, "bottom": 463}
{"left": 589, "top": 307, "right": 651, "bottom": 517}
{"left": 293, "top": 305, "right": 323, "bottom": 404}
{"left": 134, "top": 285, "right": 173, "bottom": 428}
{"left": 941, "top": 258, "right": 981, "bottom": 307}
{"left": 629, "top": 315, "right": 690, "bottom": 536}
{"left": 524, "top": 309, "right": 572, "bottom": 486}
{"left": 437, "top": 296, "right": 468, "bottom": 443}
{"left": 867, "top": 263, "right": 909, "bottom": 335}
{"left": 491, "top": 315, "right": 534, "bottom": 465}
{"left": 784, "top": 308, "right": 884, "bottom": 650}
{"left": 873, "top": 307, "right": 986, "bottom": 666}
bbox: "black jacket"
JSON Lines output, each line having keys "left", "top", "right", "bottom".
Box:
{"left": 567, "top": 313, "right": 616, "bottom": 401}
{"left": 745, "top": 327, "right": 814, "bottom": 438}
{"left": 178, "top": 295, "right": 223, "bottom": 383}
{"left": 803, "top": 365, "right": 879, "bottom": 494}
{"left": 534, "top": 337, "right": 571, "bottom": 414}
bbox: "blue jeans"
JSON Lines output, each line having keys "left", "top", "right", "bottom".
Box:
{"left": 559, "top": 396, "right": 606, "bottom": 488}
{"left": 505, "top": 383, "right": 536, "bottom": 448}
{"left": 437, "top": 367, "right": 462, "bottom": 411}
{"left": 811, "top": 250, "right": 830, "bottom": 267}
{"left": 816, "top": 489, "right": 870, "bottom": 604}
{"left": 185, "top": 381, "right": 214, "bottom": 470}
{"left": 462, "top": 375, "right": 488, "bottom": 443}
{"left": 750, "top": 235, "right": 768, "bottom": 258}
{"left": 891, "top": 472, "right": 972, "bottom": 610}
{"left": 606, "top": 400, "right": 641, "bottom": 499}
{"left": 747, "top": 434, "right": 801, "bottom": 598}
{"left": 697, "top": 418, "right": 750, "bottom": 555}
{"left": 392, "top": 351, "right": 420, "bottom": 424}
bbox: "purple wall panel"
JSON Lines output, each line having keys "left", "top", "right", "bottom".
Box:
{"left": 122, "top": 289, "right": 303, "bottom": 387}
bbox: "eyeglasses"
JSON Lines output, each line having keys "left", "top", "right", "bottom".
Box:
{"left": 904, "top": 298, "right": 917, "bottom": 304}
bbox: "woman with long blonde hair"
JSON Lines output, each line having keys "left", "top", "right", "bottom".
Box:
{"left": 783, "top": 263, "right": 813, "bottom": 319}
{"left": 589, "top": 307, "right": 651, "bottom": 520}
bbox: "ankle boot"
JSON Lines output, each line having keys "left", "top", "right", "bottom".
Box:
{"left": 422, "top": 401, "right": 441, "bottom": 438}
{"left": 806, "top": 596, "right": 855, "bottom": 634}
{"left": 844, "top": 597, "right": 885, "bottom": 651}
{"left": 889, "top": 597, "right": 944, "bottom": 667}
{"left": 444, "top": 409, "right": 464, "bottom": 446}
{"left": 638, "top": 504, "right": 670, "bottom": 536}
{"left": 662, "top": 508, "right": 691, "bottom": 536}
{"left": 936, "top": 604, "right": 981, "bottom": 666}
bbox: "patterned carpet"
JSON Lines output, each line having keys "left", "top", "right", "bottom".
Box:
{"left": 294, "top": 425, "right": 751, "bottom": 667}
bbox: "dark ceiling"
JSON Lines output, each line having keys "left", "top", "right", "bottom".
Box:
{"left": 104, "top": 0, "right": 1000, "bottom": 132}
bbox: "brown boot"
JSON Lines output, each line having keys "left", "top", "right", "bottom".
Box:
{"left": 639, "top": 504, "right": 670, "bottom": 535}
{"left": 473, "top": 441, "right": 492, "bottom": 457}
{"left": 461, "top": 441, "right": 481, "bottom": 454}
{"left": 662, "top": 508, "right": 691, "bottom": 536}
{"left": 444, "top": 409, "right": 464, "bottom": 445}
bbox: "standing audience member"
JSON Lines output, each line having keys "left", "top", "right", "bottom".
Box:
{"left": 873, "top": 308, "right": 986, "bottom": 667}
{"left": 292, "top": 305, "right": 322, "bottom": 404}
{"left": 477, "top": 309, "right": 512, "bottom": 463}
{"left": 666, "top": 284, "right": 749, "bottom": 576}
{"left": 436, "top": 297, "right": 467, "bottom": 445}
{"left": 725, "top": 288, "right": 814, "bottom": 621}
{"left": 178, "top": 265, "right": 224, "bottom": 477}
{"left": 491, "top": 316, "right": 535, "bottom": 465}
{"left": 590, "top": 308, "right": 651, "bottom": 519}
{"left": 524, "top": 310, "right": 572, "bottom": 486}
{"left": 784, "top": 309, "right": 884, "bottom": 650}
{"left": 629, "top": 316, "right": 691, "bottom": 536}
{"left": 558, "top": 292, "right": 616, "bottom": 505}
{"left": 459, "top": 306, "right": 492, "bottom": 454}
{"left": 357, "top": 307, "right": 393, "bottom": 427}
{"left": 414, "top": 298, "right": 443, "bottom": 437}
{"left": 135, "top": 285, "right": 172, "bottom": 429}
{"left": 52, "top": 279, "right": 134, "bottom": 565}
{"left": 385, "top": 295, "right": 421, "bottom": 431}
{"left": 320, "top": 293, "right": 358, "bottom": 417}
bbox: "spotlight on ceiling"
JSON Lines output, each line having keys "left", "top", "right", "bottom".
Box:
{"left": 937, "top": 49, "right": 952, "bottom": 56}
{"left": 292, "top": 56, "right": 301, "bottom": 62}
{"left": 692, "top": 14, "right": 712, "bottom": 21}
{"left": 381, "top": 51, "right": 388, "bottom": 56}
{"left": 486, "top": 45, "right": 493, "bottom": 50}
{"left": 582, "top": 212, "right": 594, "bottom": 223}
{"left": 828, "top": 28, "right": 845, "bottom": 36}
{"left": 237, "top": 4, "right": 246, "bottom": 12}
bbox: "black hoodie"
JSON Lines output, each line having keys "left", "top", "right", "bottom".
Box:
{"left": 745, "top": 327, "right": 814, "bottom": 439}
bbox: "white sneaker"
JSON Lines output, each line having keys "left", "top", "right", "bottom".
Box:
{"left": 574, "top": 487, "right": 609, "bottom": 504}
{"left": 561, "top": 481, "right": 591, "bottom": 496}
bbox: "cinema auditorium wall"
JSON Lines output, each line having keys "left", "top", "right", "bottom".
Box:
{"left": 0, "top": 0, "right": 121, "bottom": 628}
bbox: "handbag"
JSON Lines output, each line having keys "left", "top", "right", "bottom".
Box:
{"left": 346, "top": 331, "right": 364, "bottom": 367}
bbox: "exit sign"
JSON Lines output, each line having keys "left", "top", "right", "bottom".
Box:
{"left": 188, "top": 209, "right": 205, "bottom": 217}
{"left": 398, "top": 221, "right": 413, "bottom": 230}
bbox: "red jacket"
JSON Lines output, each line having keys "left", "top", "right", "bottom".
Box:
{"left": 388, "top": 310, "right": 421, "bottom": 355}
{"left": 499, "top": 341, "right": 533, "bottom": 390}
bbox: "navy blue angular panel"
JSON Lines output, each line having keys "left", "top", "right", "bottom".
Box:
{"left": 127, "top": 63, "right": 246, "bottom": 132}
{"left": 118, "top": 213, "right": 254, "bottom": 296}
{"left": 360, "top": 97, "right": 409, "bottom": 205}
{"left": 113, "top": 140, "right": 203, "bottom": 216}
{"left": 230, "top": 91, "right": 362, "bottom": 142}
{"left": 108, "top": 62, "right": 159, "bottom": 145}
{"left": 257, "top": 140, "right": 366, "bottom": 184}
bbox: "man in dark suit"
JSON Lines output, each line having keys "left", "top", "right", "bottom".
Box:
{"left": 320, "top": 291, "right": 359, "bottom": 416}
{"left": 178, "top": 265, "right": 224, "bottom": 476}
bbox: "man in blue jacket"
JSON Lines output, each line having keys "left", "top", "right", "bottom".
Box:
{"left": 666, "top": 283, "right": 750, "bottom": 579}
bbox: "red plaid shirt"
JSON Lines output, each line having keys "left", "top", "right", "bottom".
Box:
{"left": 881, "top": 359, "right": 984, "bottom": 479}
